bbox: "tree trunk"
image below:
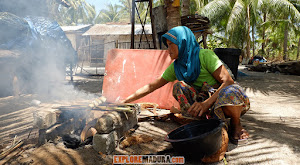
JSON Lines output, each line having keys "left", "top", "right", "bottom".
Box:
{"left": 297, "top": 37, "right": 300, "bottom": 60}
{"left": 262, "top": 12, "right": 266, "bottom": 55}
{"left": 283, "top": 22, "right": 288, "bottom": 61}
{"left": 181, "top": 0, "right": 190, "bottom": 17}
{"left": 252, "top": 23, "right": 255, "bottom": 58}
{"left": 165, "top": 0, "right": 181, "bottom": 30}
{"left": 246, "top": 5, "right": 251, "bottom": 60}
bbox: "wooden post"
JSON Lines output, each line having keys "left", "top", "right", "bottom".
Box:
{"left": 203, "top": 32, "right": 208, "bottom": 49}
{"left": 131, "top": 0, "right": 136, "bottom": 49}
{"left": 115, "top": 40, "right": 119, "bottom": 48}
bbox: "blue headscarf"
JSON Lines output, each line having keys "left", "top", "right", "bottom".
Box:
{"left": 162, "top": 26, "right": 201, "bottom": 83}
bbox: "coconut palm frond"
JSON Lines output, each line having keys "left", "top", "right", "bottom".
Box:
{"left": 65, "top": 0, "right": 76, "bottom": 9}
{"left": 100, "top": 12, "right": 112, "bottom": 22}
{"left": 95, "top": 3, "right": 122, "bottom": 23}
{"left": 250, "top": 0, "right": 260, "bottom": 21}
{"left": 194, "top": 0, "right": 209, "bottom": 11}
{"left": 112, "top": 12, "right": 121, "bottom": 22}
{"left": 200, "top": 0, "right": 231, "bottom": 23}
{"left": 269, "top": 0, "right": 300, "bottom": 20}
{"left": 226, "top": 0, "right": 246, "bottom": 34}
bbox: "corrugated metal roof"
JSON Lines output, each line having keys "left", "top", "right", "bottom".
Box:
{"left": 61, "top": 25, "right": 92, "bottom": 32}
{"left": 82, "top": 24, "right": 152, "bottom": 36}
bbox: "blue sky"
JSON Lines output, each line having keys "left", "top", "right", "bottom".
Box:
{"left": 86, "top": 0, "right": 121, "bottom": 14}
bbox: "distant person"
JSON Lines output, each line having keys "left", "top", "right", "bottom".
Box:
{"left": 122, "top": 26, "right": 250, "bottom": 144}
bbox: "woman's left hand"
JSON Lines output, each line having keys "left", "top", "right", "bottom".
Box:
{"left": 187, "top": 101, "right": 210, "bottom": 118}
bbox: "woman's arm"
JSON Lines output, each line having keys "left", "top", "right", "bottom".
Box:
{"left": 122, "top": 77, "right": 169, "bottom": 103}
{"left": 188, "top": 65, "right": 234, "bottom": 117}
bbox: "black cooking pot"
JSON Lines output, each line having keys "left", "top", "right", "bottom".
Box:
{"left": 165, "top": 119, "right": 224, "bottom": 159}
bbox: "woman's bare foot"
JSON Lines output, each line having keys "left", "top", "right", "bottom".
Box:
{"left": 221, "top": 106, "right": 249, "bottom": 144}
{"left": 230, "top": 123, "right": 249, "bottom": 144}
{"left": 232, "top": 125, "right": 249, "bottom": 140}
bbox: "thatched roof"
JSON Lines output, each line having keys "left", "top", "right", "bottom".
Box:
{"left": 83, "top": 24, "right": 152, "bottom": 36}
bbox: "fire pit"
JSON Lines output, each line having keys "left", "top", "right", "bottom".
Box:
{"left": 33, "top": 96, "right": 139, "bottom": 154}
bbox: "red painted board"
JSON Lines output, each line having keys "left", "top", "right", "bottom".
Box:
{"left": 102, "top": 49, "right": 180, "bottom": 109}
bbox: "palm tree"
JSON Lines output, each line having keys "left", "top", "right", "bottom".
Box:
{"left": 263, "top": 0, "right": 300, "bottom": 60}
{"left": 263, "top": 21, "right": 286, "bottom": 59}
{"left": 181, "top": 0, "right": 208, "bottom": 16}
{"left": 289, "top": 0, "right": 300, "bottom": 60}
{"left": 181, "top": 0, "right": 191, "bottom": 16}
{"left": 51, "top": 0, "right": 96, "bottom": 25}
{"left": 134, "top": 1, "right": 152, "bottom": 24}
{"left": 115, "top": 0, "right": 152, "bottom": 24}
{"left": 165, "top": 0, "right": 181, "bottom": 30}
{"left": 95, "top": 3, "right": 122, "bottom": 23}
{"left": 119, "top": 0, "right": 132, "bottom": 22}
{"left": 200, "top": 0, "right": 300, "bottom": 61}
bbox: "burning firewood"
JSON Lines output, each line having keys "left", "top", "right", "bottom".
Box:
{"left": 80, "top": 96, "right": 137, "bottom": 142}
{"left": 80, "top": 125, "right": 97, "bottom": 142}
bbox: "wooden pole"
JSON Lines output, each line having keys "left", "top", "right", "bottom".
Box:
{"left": 203, "top": 33, "right": 208, "bottom": 49}
{"left": 131, "top": 0, "right": 136, "bottom": 49}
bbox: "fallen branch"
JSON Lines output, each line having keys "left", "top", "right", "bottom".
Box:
{"left": 0, "top": 148, "right": 25, "bottom": 165}
{"left": 0, "top": 140, "right": 24, "bottom": 160}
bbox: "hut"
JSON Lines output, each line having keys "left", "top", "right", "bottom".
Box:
{"left": 61, "top": 25, "right": 92, "bottom": 52}
{"left": 81, "top": 23, "right": 153, "bottom": 67}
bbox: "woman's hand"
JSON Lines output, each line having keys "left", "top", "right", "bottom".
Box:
{"left": 187, "top": 101, "right": 210, "bottom": 118}
{"left": 186, "top": 65, "right": 234, "bottom": 118}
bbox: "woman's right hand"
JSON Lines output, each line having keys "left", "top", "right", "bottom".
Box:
{"left": 187, "top": 101, "right": 210, "bottom": 118}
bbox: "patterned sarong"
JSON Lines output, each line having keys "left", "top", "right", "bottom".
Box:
{"left": 172, "top": 81, "right": 250, "bottom": 130}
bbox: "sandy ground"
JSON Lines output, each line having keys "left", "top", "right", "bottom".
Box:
{"left": 0, "top": 66, "right": 300, "bottom": 165}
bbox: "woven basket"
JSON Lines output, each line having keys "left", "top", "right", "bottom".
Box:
{"left": 181, "top": 15, "right": 210, "bottom": 32}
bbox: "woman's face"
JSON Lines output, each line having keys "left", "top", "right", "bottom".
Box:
{"left": 166, "top": 39, "right": 179, "bottom": 60}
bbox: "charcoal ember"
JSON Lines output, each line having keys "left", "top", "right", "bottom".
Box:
{"left": 62, "top": 134, "right": 93, "bottom": 149}
{"left": 62, "top": 134, "right": 81, "bottom": 149}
